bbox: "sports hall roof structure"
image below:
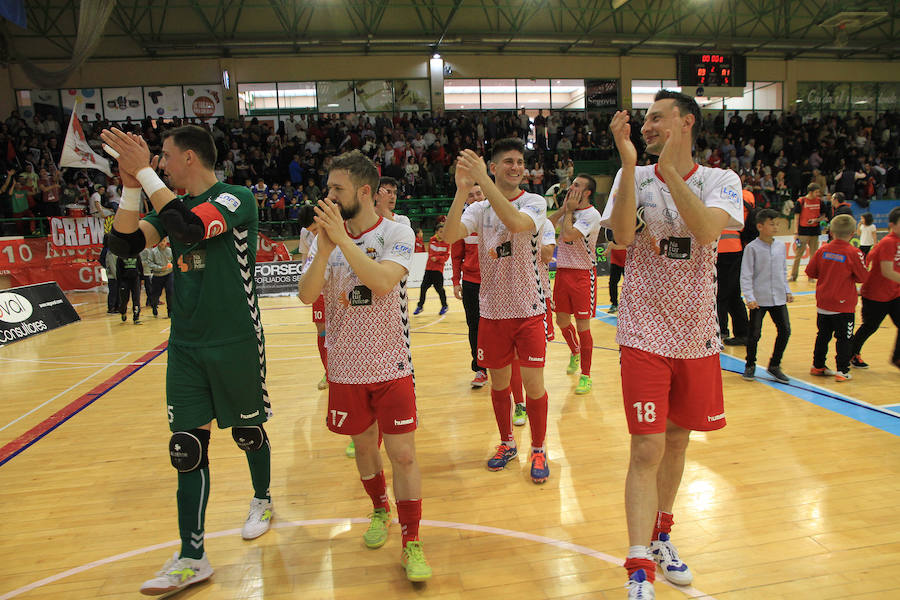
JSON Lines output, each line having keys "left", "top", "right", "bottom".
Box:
{"left": 3, "top": 0, "right": 898, "bottom": 62}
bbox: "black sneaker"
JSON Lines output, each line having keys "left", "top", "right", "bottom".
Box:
{"left": 742, "top": 365, "right": 756, "bottom": 380}
{"left": 724, "top": 337, "right": 747, "bottom": 346}
{"left": 850, "top": 355, "right": 869, "bottom": 369}
{"left": 121, "top": 313, "right": 127, "bottom": 322}
{"left": 766, "top": 365, "right": 790, "bottom": 383}
{"left": 152, "top": 306, "right": 159, "bottom": 317}
{"left": 608, "top": 304, "right": 618, "bottom": 314}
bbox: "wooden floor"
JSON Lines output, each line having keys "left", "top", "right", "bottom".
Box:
{"left": 1, "top": 278, "right": 899, "bottom": 600}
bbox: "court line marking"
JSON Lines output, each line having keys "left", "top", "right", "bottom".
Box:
{"left": 0, "top": 518, "right": 715, "bottom": 600}
{"left": 0, "top": 352, "right": 132, "bottom": 433}
{"left": 0, "top": 342, "right": 169, "bottom": 466}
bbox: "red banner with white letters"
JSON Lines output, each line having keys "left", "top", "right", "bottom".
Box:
{"left": 0, "top": 238, "right": 105, "bottom": 291}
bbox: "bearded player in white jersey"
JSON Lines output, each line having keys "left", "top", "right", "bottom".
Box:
{"left": 603, "top": 91, "right": 743, "bottom": 599}
{"left": 444, "top": 138, "right": 551, "bottom": 484}
{"left": 298, "top": 150, "right": 431, "bottom": 582}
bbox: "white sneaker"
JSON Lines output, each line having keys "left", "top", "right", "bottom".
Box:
{"left": 241, "top": 497, "right": 273, "bottom": 540}
{"left": 140, "top": 551, "right": 213, "bottom": 596}
{"left": 625, "top": 569, "right": 655, "bottom": 599}
{"left": 650, "top": 533, "right": 693, "bottom": 585}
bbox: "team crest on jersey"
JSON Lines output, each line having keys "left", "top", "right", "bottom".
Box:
{"left": 214, "top": 193, "right": 241, "bottom": 213}
{"left": 206, "top": 218, "right": 225, "bottom": 238}
{"left": 365, "top": 247, "right": 377, "bottom": 259}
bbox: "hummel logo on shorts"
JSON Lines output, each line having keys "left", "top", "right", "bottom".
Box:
{"left": 394, "top": 417, "right": 415, "bottom": 426}
{"left": 527, "top": 356, "right": 543, "bottom": 362}
{"left": 240, "top": 410, "right": 260, "bottom": 419}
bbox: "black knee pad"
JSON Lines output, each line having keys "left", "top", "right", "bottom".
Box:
{"left": 169, "top": 429, "right": 210, "bottom": 472}
{"left": 232, "top": 425, "right": 267, "bottom": 452}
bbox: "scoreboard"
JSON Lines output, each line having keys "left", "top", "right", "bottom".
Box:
{"left": 677, "top": 54, "right": 747, "bottom": 87}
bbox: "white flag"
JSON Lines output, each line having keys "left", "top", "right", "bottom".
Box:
{"left": 59, "top": 105, "right": 112, "bottom": 176}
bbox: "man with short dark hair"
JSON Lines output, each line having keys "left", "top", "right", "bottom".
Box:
{"left": 100, "top": 125, "right": 274, "bottom": 597}
{"left": 606, "top": 91, "right": 743, "bottom": 599}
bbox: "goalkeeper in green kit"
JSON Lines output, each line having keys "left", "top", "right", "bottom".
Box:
{"left": 100, "top": 125, "right": 273, "bottom": 597}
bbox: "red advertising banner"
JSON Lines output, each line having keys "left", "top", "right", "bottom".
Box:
{"left": 0, "top": 238, "right": 104, "bottom": 291}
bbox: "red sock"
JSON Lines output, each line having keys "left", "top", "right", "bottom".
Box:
{"left": 653, "top": 511, "right": 673, "bottom": 541}
{"left": 316, "top": 334, "right": 327, "bottom": 370}
{"left": 577, "top": 329, "right": 593, "bottom": 376}
{"left": 510, "top": 359, "right": 524, "bottom": 405}
{"left": 490, "top": 386, "right": 514, "bottom": 443}
{"left": 527, "top": 392, "right": 548, "bottom": 448}
{"left": 361, "top": 471, "right": 390, "bottom": 511}
{"left": 562, "top": 324, "right": 580, "bottom": 355}
{"left": 624, "top": 557, "right": 656, "bottom": 583}
{"left": 396, "top": 499, "right": 422, "bottom": 547}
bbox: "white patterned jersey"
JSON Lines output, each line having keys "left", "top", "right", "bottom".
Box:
{"left": 556, "top": 206, "right": 602, "bottom": 269}
{"left": 298, "top": 227, "right": 316, "bottom": 272}
{"left": 392, "top": 213, "right": 411, "bottom": 228}
{"left": 460, "top": 190, "right": 547, "bottom": 320}
{"left": 539, "top": 219, "right": 556, "bottom": 300}
{"left": 601, "top": 164, "right": 743, "bottom": 359}
{"left": 306, "top": 217, "right": 415, "bottom": 384}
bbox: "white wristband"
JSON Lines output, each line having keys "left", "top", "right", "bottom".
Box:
{"left": 119, "top": 187, "right": 142, "bottom": 212}
{"left": 136, "top": 167, "right": 167, "bottom": 198}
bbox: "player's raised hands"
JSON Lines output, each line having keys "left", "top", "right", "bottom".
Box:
{"left": 457, "top": 150, "right": 489, "bottom": 185}
{"left": 610, "top": 111, "right": 637, "bottom": 167}
{"left": 313, "top": 197, "right": 346, "bottom": 252}
{"left": 99, "top": 128, "right": 151, "bottom": 176}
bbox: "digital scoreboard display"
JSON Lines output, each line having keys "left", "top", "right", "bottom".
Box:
{"left": 677, "top": 54, "right": 747, "bottom": 87}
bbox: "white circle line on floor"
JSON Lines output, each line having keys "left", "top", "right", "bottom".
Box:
{"left": 0, "top": 518, "right": 716, "bottom": 599}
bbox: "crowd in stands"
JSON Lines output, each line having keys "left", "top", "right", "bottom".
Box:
{"left": 1, "top": 104, "right": 899, "bottom": 237}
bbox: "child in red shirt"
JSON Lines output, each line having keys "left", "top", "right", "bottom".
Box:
{"left": 413, "top": 220, "right": 450, "bottom": 315}
{"left": 805, "top": 214, "right": 869, "bottom": 381}
{"left": 850, "top": 206, "right": 900, "bottom": 370}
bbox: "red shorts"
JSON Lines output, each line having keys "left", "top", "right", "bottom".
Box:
{"left": 620, "top": 346, "right": 725, "bottom": 435}
{"left": 544, "top": 298, "right": 555, "bottom": 341}
{"left": 477, "top": 314, "right": 546, "bottom": 369}
{"left": 312, "top": 295, "right": 325, "bottom": 324}
{"left": 553, "top": 268, "right": 596, "bottom": 320}
{"left": 326, "top": 375, "right": 417, "bottom": 436}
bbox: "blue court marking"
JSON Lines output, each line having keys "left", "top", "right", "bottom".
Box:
{"left": 594, "top": 305, "right": 900, "bottom": 437}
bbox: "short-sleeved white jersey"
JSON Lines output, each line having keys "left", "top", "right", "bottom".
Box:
{"left": 601, "top": 164, "right": 743, "bottom": 359}
{"left": 306, "top": 217, "right": 416, "bottom": 384}
{"left": 539, "top": 219, "right": 556, "bottom": 300}
{"left": 392, "top": 213, "right": 411, "bottom": 228}
{"left": 460, "top": 190, "right": 547, "bottom": 320}
{"left": 556, "top": 206, "right": 602, "bottom": 270}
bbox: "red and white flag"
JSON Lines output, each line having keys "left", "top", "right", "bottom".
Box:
{"left": 59, "top": 105, "right": 111, "bottom": 176}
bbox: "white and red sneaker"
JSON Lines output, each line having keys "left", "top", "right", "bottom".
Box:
{"left": 471, "top": 370, "right": 488, "bottom": 388}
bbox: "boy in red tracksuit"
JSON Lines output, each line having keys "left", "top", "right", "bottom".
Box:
{"left": 451, "top": 187, "right": 486, "bottom": 387}
{"left": 805, "top": 214, "right": 869, "bottom": 381}
{"left": 414, "top": 220, "right": 451, "bottom": 315}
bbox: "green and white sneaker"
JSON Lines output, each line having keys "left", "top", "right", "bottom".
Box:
{"left": 317, "top": 374, "right": 328, "bottom": 390}
{"left": 241, "top": 497, "right": 273, "bottom": 540}
{"left": 566, "top": 354, "right": 580, "bottom": 375}
{"left": 345, "top": 440, "right": 356, "bottom": 458}
{"left": 401, "top": 541, "right": 433, "bottom": 582}
{"left": 363, "top": 507, "right": 391, "bottom": 549}
{"left": 140, "top": 551, "right": 213, "bottom": 596}
{"left": 512, "top": 403, "right": 527, "bottom": 426}
{"left": 575, "top": 374, "right": 592, "bottom": 395}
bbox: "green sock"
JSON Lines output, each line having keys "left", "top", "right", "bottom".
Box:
{"left": 177, "top": 467, "right": 210, "bottom": 559}
{"left": 245, "top": 439, "right": 271, "bottom": 501}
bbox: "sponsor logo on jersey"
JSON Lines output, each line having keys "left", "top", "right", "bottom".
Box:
{"left": 720, "top": 186, "right": 740, "bottom": 205}
{"left": 206, "top": 218, "right": 225, "bottom": 238}
{"left": 214, "top": 192, "right": 241, "bottom": 212}
{"left": 638, "top": 177, "right": 655, "bottom": 190}
{"left": 823, "top": 251, "right": 846, "bottom": 263}
{"left": 394, "top": 417, "right": 415, "bottom": 426}
{"left": 391, "top": 242, "right": 412, "bottom": 260}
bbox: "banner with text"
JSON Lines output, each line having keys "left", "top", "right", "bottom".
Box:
{"left": 0, "top": 282, "right": 80, "bottom": 346}
{"left": 48, "top": 216, "right": 107, "bottom": 248}
{"left": 255, "top": 261, "right": 302, "bottom": 297}
{"left": 1, "top": 237, "right": 105, "bottom": 291}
